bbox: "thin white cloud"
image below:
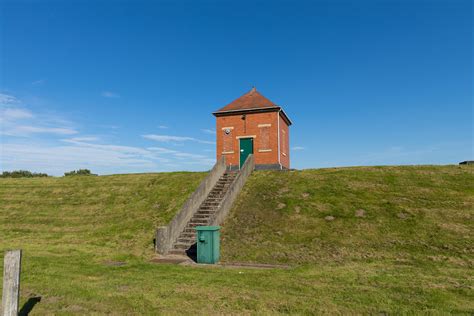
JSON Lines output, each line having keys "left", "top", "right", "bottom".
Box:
{"left": 1, "top": 108, "right": 34, "bottom": 120}
{"left": 147, "top": 147, "right": 179, "bottom": 154}
{"left": 9, "top": 126, "right": 77, "bottom": 135}
{"left": 0, "top": 93, "right": 19, "bottom": 105}
{"left": 1, "top": 92, "right": 216, "bottom": 174}
{"left": 99, "top": 124, "right": 119, "bottom": 129}
{"left": 0, "top": 93, "right": 78, "bottom": 137}
{"left": 142, "top": 134, "right": 215, "bottom": 145}
{"left": 32, "top": 79, "right": 45, "bottom": 85}
{"left": 1, "top": 142, "right": 157, "bottom": 176}
{"left": 62, "top": 139, "right": 149, "bottom": 155}
{"left": 1, "top": 139, "right": 216, "bottom": 175}
{"left": 147, "top": 146, "right": 214, "bottom": 163}
{"left": 158, "top": 125, "right": 168, "bottom": 129}
{"left": 201, "top": 128, "right": 216, "bottom": 135}
{"left": 143, "top": 135, "right": 194, "bottom": 142}
{"left": 67, "top": 136, "right": 99, "bottom": 142}
{"left": 292, "top": 146, "right": 305, "bottom": 151}
{"left": 101, "top": 91, "right": 120, "bottom": 98}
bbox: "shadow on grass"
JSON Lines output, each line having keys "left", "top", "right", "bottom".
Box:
{"left": 19, "top": 296, "right": 41, "bottom": 316}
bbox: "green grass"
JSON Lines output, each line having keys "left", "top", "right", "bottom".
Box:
{"left": 0, "top": 166, "right": 473, "bottom": 314}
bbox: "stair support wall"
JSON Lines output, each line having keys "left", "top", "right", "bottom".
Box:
{"left": 211, "top": 154, "right": 255, "bottom": 226}
{"left": 155, "top": 157, "right": 227, "bottom": 255}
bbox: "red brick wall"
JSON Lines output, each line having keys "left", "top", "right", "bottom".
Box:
{"left": 279, "top": 113, "right": 290, "bottom": 169}
{"left": 215, "top": 111, "right": 290, "bottom": 169}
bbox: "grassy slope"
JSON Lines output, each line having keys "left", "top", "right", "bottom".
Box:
{"left": 221, "top": 165, "right": 474, "bottom": 312}
{"left": 0, "top": 166, "right": 472, "bottom": 314}
{"left": 0, "top": 172, "right": 206, "bottom": 259}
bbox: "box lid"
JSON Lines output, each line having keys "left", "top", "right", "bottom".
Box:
{"left": 195, "top": 226, "right": 221, "bottom": 231}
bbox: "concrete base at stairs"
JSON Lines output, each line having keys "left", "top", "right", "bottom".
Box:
{"left": 228, "top": 164, "right": 287, "bottom": 171}
{"left": 150, "top": 255, "right": 195, "bottom": 265}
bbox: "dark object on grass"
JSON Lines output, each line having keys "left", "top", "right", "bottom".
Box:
{"left": 64, "top": 169, "right": 97, "bottom": 176}
{"left": 19, "top": 296, "right": 41, "bottom": 316}
{"left": 459, "top": 161, "right": 474, "bottom": 165}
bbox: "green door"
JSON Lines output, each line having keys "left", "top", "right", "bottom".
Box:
{"left": 239, "top": 138, "right": 253, "bottom": 168}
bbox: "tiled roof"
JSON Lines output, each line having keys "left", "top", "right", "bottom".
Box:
{"left": 214, "top": 87, "right": 279, "bottom": 113}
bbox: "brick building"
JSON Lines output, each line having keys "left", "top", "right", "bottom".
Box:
{"left": 213, "top": 88, "right": 292, "bottom": 170}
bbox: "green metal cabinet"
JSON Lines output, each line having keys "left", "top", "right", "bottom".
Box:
{"left": 195, "top": 226, "right": 220, "bottom": 264}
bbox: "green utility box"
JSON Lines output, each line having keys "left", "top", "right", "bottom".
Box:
{"left": 195, "top": 226, "right": 220, "bottom": 264}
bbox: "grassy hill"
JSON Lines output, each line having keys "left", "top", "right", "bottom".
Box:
{"left": 222, "top": 165, "right": 473, "bottom": 265}
{"left": 0, "top": 165, "right": 473, "bottom": 314}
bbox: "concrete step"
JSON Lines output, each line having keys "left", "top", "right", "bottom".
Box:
{"left": 208, "top": 192, "right": 225, "bottom": 196}
{"left": 209, "top": 189, "right": 226, "bottom": 193}
{"left": 216, "top": 180, "right": 231, "bottom": 183}
{"left": 177, "top": 237, "right": 195, "bottom": 244}
{"left": 217, "top": 178, "right": 234, "bottom": 182}
{"left": 204, "top": 198, "right": 223, "bottom": 203}
{"left": 216, "top": 182, "right": 233, "bottom": 185}
{"left": 192, "top": 214, "right": 212, "bottom": 219}
{"left": 204, "top": 196, "right": 224, "bottom": 200}
{"left": 206, "top": 197, "right": 223, "bottom": 201}
{"left": 169, "top": 249, "right": 196, "bottom": 255}
{"left": 179, "top": 232, "right": 196, "bottom": 239}
{"left": 196, "top": 210, "right": 216, "bottom": 215}
{"left": 201, "top": 206, "right": 220, "bottom": 210}
{"left": 189, "top": 220, "right": 210, "bottom": 225}
{"left": 209, "top": 186, "right": 228, "bottom": 193}
{"left": 211, "top": 186, "right": 227, "bottom": 190}
{"left": 215, "top": 182, "right": 233, "bottom": 186}
{"left": 207, "top": 194, "right": 225, "bottom": 199}
{"left": 199, "top": 206, "right": 218, "bottom": 211}
{"left": 188, "top": 222, "right": 209, "bottom": 227}
{"left": 200, "top": 205, "right": 219, "bottom": 210}
{"left": 187, "top": 222, "right": 209, "bottom": 228}
{"left": 190, "top": 218, "right": 209, "bottom": 223}
{"left": 215, "top": 182, "right": 232, "bottom": 186}
{"left": 210, "top": 187, "right": 227, "bottom": 190}
{"left": 202, "top": 201, "right": 220, "bottom": 206}
{"left": 173, "top": 242, "right": 192, "bottom": 250}
{"left": 195, "top": 209, "right": 214, "bottom": 213}
{"left": 201, "top": 204, "right": 220, "bottom": 209}
{"left": 168, "top": 249, "right": 186, "bottom": 255}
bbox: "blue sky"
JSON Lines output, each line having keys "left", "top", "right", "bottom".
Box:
{"left": 0, "top": 0, "right": 472, "bottom": 175}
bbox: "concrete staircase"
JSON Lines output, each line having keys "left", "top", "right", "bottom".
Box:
{"left": 169, "top": 171, "right": 238, "bottom": 255}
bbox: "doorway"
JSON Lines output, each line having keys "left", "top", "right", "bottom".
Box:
{"left": 239, "top": 138, "right": 253, "bottom": 169}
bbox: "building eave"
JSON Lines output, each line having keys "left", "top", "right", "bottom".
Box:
{"left": 278, "top": 108, "right": 293, "bottom": 126}
{"left": 213, "top": 106, "right": 292, "bottom": 126}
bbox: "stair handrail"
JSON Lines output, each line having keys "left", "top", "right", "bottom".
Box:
{"left": 156, "top": 156, "right": 227, "bottom": 255}
{"left": 211, "top": 154, "right": 255, "bottom": 226}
